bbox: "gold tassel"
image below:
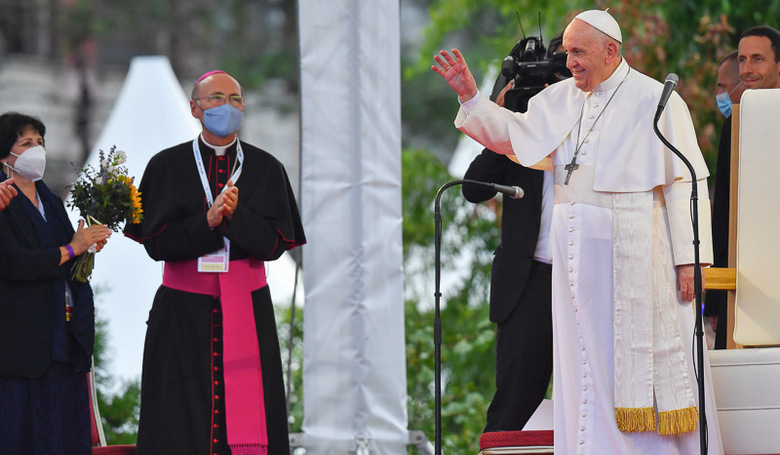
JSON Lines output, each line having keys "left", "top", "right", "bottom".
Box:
{"left": 615, "top": 407, "right": 656, "bottom": 432}
{"left": 658, "top": 406, "right": 699, "bottom": 435}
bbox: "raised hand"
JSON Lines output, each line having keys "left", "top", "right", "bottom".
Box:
{"left": 0, "top": 178, "right": 17, "bottom": 210}
{"left": 431, "top": 48, "right": 479, "bottom": 102}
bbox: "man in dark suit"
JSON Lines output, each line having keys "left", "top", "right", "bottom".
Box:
{"left": 463, "top": 150, "right": 552, "bottom": 432}
{"left": 462, "top": 33, "right": 567, "bottom": 432}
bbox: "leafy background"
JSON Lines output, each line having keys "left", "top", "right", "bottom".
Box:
{"left": 9, "top": 0, "right": 779, "bottom": 452}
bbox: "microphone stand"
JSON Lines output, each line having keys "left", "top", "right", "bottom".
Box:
{"left": 433, "top": 178, "right": 521, "bottom": 455}
{"left": 653, "top": 114, "right": 707, "bottom": 455}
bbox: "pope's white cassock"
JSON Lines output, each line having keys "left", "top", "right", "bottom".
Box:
{"left": 456, "top": 56, "right": 725, "bottom": 454}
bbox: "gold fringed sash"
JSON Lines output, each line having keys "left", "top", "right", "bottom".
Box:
{"left": 612, "top": 192, "right": 698, "bottom": 436}
{"left": 616, "top": 407, "right": 656, "bottom": 433}
{"left": 658, "top": 406, "right": 699, "bottom": 436}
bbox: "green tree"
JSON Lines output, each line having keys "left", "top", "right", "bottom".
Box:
{"left": 92, "top": 299, "right": 141, "bottom": 445}
{"left": 276, "top": 294, "right": 305, "bottom": 435}
{"left": 403, "top": 147, "right": 502, "bottom": 452}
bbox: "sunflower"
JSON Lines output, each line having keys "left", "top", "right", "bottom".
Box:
{"left": 127, "top": 180, "right": 143, "bottom": 224}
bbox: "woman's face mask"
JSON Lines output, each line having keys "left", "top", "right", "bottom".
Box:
{"left": 6, "top": 145, "right": 47, "bottom": 181}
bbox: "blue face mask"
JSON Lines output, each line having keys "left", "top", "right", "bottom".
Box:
{"left": 715, "top": 81, "right": 743, "bottom": 118}
{"left": 202, "top": 103, "right": 244, "bottom": 137}
{"left": 715, "top": 91, "right": 732, "bottom": 118}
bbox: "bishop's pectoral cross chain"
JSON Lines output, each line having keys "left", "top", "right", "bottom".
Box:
{"left": 563, "top": 67, "right": 630, "bottom": 185}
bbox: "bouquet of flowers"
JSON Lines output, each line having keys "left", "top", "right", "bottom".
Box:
{"left": 68, "top": 145, "right": 143, "bottom": 282}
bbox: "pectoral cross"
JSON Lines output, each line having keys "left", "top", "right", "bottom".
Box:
{"left": 564, "top": 156, "right": 579, "bottom": 185}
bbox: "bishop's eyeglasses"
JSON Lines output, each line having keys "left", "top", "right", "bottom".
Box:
{"left": 197, "top": 92, "right": 244, "bottom": 106}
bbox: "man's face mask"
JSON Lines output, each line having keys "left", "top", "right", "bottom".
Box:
{"left": 715, "top": 81, "right": 743, "bottom": 118}
{"left": 202, "top": 103, "right": 244, "bottom": 137}
{"left": 7, "top": 145, "right": 46, "bottom": 181}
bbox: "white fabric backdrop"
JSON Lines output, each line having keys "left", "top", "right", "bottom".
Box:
{"left": 298, "top": 0, "right": 408, "bottom": 452}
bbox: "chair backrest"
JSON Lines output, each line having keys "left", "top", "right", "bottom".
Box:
{"left": 88, "top": 368, "right": 108, "bottom": 447}
{"left": 733, "top": 88, "right": 780, "bottom": 346}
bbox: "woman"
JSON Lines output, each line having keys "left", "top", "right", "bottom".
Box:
{"left": 0, "top": 112, "right": 111, "bottom": 454}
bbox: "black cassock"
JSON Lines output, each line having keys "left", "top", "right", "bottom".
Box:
{"left": 124, "top": 137, "right": 305, "bottom": 455}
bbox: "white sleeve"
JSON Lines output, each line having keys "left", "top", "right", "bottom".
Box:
{"left": 664, "top": 177, "right": 713, "bottom": 266}
{"left": 454, "top": 92, "right": 516, "bottom": 156}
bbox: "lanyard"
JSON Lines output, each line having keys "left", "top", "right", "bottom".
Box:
{"left": 192, "top": 137, "right": 244, "bottom": 207}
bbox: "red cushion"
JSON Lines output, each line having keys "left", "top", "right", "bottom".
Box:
{"left": 480, "top": 430, "right": 554, "bottom": 449}
{"left": 93, "top": 446, "right": 136, "bottom": 455}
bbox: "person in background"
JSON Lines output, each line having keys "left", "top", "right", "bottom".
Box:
{"left": 708, "top": 26, "right": 780, "bottom": 349}
{"left": 463, "top": 32, "right": 567, "bottom": 433}
{"left": 0, "top": 111, "right": 110, "bottom": 455}
{"left": 125, "top": 70, "right": 305, "bottom": 455}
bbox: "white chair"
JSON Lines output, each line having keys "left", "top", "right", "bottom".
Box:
{"left": 706, "top": 89, "right": 780, "bottom": 455}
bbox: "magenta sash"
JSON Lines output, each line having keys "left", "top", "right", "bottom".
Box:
{"left": 163, "top": 259, "right": 268, "bottom": 455}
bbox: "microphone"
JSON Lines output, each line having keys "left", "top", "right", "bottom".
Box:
{"left": 491, "top": 183, "right": 525, "bottom": 199}
{"left": 656, "top": 73, "right": 679, "bottom": 119}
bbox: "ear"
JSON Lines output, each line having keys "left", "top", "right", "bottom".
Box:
{"left": 190, "top": 100, "right": 200, "bottom": 119}
{"left": 604, "top": 41, "right": 620, "bottom": 64}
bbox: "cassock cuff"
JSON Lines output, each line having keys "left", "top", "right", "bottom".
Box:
{"left": 458, "top": 90, "right": 481, "bottom": 113}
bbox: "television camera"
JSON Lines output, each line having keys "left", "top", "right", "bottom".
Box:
{"left": 491, "top": 35, "right": 572, "bottom": 113}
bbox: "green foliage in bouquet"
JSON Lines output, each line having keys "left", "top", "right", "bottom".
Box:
{"left": 67, "top": 146, "right": 143, "bottom": 282}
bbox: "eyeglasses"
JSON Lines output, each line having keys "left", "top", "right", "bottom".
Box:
{"left": 197, "top": 93, "right": 244, "bottom": 106}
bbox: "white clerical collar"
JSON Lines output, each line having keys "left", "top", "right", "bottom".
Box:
{"left": 593, "top": 57, "right": 629, "bottom": 94}
{"left": 200, "top": 134, "right": 237, "bottom": 157}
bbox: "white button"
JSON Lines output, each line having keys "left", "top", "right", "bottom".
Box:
{"left": 569, "top": 228, "right": 575, "bottom": 232}
{"left": 569, "top": 241, "right": 575, "bottom": 246}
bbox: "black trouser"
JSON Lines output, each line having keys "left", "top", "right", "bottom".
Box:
{"left": 485, "top": 261, "right": 553, "bottom": 432}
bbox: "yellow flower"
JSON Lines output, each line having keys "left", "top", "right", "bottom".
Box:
{"left": 127, "top": 180, "right": 143, "bottom": 224}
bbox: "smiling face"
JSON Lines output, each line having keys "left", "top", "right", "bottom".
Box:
{"left": 562, "top": 19, "right": 622, "bottom": 92}
{"left": 739, "top": 35, "right": 780, "bottom": 90}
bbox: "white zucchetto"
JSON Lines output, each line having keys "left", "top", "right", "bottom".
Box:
{"left": 574, "top": 9, "right": 623, "bottom": 44}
